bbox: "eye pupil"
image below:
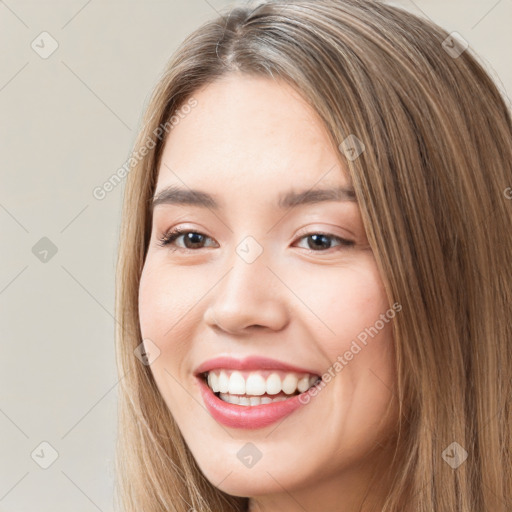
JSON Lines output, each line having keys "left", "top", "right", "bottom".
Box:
{"left": 309, "top": 234, "right": 331, "bottom": 250}
{"left": 185, "top": 232, "right": 204, "bottom": 248}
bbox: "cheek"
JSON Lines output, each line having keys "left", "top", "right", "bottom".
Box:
{"left": 296, "top": 257, "right": 391, "bottom": 354}
{"left": 137, "top": 260, "right": 203, "bottom": 384}
{"left": 138, "top": 261, "right": 201, "bottom": 419}
{"left": 302, "top": 258, "right": 397, "bottom": 412}
{"left": 138, "top": 260, "right": 199, "bottom": 337}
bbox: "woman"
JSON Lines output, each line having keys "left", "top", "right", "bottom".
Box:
{"left": 114, "top": 1, "right": 512, "bottom": 511}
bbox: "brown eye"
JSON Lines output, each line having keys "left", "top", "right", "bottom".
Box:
{"left": 157, "top": 228, "right": 217, "bottom": 250}
{"left": 295, "top": 232, "right": 354, "bottom": 251}
{"left": 179, "top": 232, "right": 208, "bottom": 249}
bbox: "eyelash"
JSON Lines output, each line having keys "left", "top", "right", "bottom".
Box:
{"left": 156, "top": 227, "right": 355, "bottom": 253}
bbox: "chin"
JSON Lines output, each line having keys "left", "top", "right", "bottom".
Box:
{"left": 194, "top": 453, "right": 310, "bottom": 497}
{"left": 210, "top": 471, "right": 291, "bottom": 498}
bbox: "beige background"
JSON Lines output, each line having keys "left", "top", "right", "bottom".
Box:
{"left": 1, "top": 1, "right": 510, "bottom": 510}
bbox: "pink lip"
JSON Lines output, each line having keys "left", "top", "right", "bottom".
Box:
{"left": 197, "top": 377, "right": 317, "bottom": 429}
{"left": 194, "top": 355, "right": 320, "bottom": 376}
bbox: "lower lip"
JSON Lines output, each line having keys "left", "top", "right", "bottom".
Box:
{"left": 197, "top": 377, "right": 317, "bottom": 429}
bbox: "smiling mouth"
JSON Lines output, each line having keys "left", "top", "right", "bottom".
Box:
{"left": 200, "top": 369, "right": 322, "bottom": 406}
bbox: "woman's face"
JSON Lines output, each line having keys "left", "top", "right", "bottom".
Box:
{"left": 139, "top": 73, "right": 399, "bottom": 510}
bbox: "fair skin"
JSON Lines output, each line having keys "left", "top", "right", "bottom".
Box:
{"left": 138, "top": 73, "right": 399, "bottom": 512}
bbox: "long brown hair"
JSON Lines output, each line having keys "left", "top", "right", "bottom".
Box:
{"left": 113, "top": 1, "right": 512, "bottom": 510}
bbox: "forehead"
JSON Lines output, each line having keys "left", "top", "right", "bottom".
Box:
{"left": 156, "top": 73, "right": 351, "bottom": 198}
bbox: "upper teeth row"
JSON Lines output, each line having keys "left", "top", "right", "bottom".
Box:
{"left": 206, "top": 370, "right": 319, "bottom": 396}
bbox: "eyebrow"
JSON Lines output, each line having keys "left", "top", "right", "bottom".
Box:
{"left": 151, "top": 184, "right": 357, "bottom": 212}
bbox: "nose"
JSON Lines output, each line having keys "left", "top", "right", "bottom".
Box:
{"left": 203, "top": 247, "right": 289, "bottom": 335}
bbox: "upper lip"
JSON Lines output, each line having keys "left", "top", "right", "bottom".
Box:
{"left": 194, "top": 356, "right": 320, "bottom": 376}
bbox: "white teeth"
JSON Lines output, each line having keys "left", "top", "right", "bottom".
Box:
{"left": 208, "top": 372, "right": 219, "bottom": 392}
{"left": 220, "top": 393, "right": 238, "bottom": 404}
{"left": 205, "top": 369, "right": 321, "bottom": 398}
{"left": 238, "top": 396, "right": 250, "bottom": 406}
{"left": 297, "top": 375, "right": 310, "bottom": 392}
{"left": 218, "top": 372, "right": 229, "bottom": 393}
{"left": 228, "top": 371, "right": 245, "bottom": 395}
{"left": 282, "top": 373, "right": 298, "bottom": 394}
{"left": 266, "top": 373, "right": 282, "bottom": 395}
{"left": 245, "top": 373, "right": 266, "bottom": 395}
{"left": 218, "top": 393, "right": 292, "bottom": 406}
